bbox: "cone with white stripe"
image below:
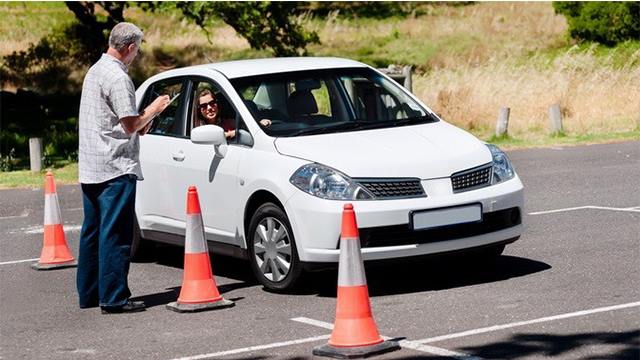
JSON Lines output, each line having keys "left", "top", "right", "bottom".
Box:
{"left": 31, "top": 171, "right": 77, "bottom": 270}
{"left": 166, "top": 186, "right": 234, "bottom": 312}
{"left": 313, "top": 204, "right": 399, "bottom": 358}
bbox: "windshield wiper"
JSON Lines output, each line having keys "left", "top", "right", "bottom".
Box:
{"left": 394, "top": 114, "right": 438, "bottom": 126}
{"left": 286, "top": 115, "right": 436, "bottom": 137}
{"left": 287, "top": 120, "right": 369, "bottom": 137}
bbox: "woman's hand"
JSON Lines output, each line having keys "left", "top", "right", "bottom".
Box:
{"left": 224, "top": 129, "right": 236, "bottom": 139}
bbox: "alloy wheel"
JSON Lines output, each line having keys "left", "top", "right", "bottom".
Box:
{"left": 253, "top": 217, "right": 292, "bottom": 282}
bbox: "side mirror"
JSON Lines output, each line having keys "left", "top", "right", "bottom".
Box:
{"left": 190, "top": 125, "right": 227, "bottom": 158}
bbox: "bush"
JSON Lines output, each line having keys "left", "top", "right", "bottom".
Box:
{"left": 553, "top": 2, "right": 640, "bottom": 45}
{"left": 0, "top": 149, "right": 16, "bottom": 172}
{"left": 1, "top": 90, "right": 79, "bottom": 169}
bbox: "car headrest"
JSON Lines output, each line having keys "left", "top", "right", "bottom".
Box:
{"left": 287, "top": 90, "right": 318, "bottom": 117}
{"left": 295, "top": 78, "right": 321, "bottom": 91}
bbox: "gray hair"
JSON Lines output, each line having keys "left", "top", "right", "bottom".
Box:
{"left": 108, "top": 22, "right": 143, "bottom": 52}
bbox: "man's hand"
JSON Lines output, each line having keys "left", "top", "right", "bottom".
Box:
{"left": 120, "top": 94, "right": 171, "bottom": 134}
{"left": 150, "top": 95, "right": 171, "bottom": 117}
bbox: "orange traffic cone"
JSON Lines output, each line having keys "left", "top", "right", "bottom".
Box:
{"left": 313, "top": 204, "right": 399, "bottom": 358}
{"left": 31, "top": 171, "right": 77, "bottom": 270}
{"left": 166, "top": 186, "right": 234, "bottom": 313}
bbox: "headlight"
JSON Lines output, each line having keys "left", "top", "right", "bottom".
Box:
{"left": 290, "top": 163, "right": 374, "bottom": 200}
{"left": 487, "top": 144, "right": 515, "bottom": 184}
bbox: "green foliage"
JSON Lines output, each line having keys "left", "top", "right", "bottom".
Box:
{"left": 215, "top": 2, "right": 320, "bottom": 56}
{"left": 2, "top": 29, "right": 78, "bottom": 93}
{"left": 146, "top": 1, "right": 320, "bottom": 57}
{"left": 0, "top": 149, "right": 16, "bottom": 172}
{"left": 1, "top": 90, "right": 79, "bottom": 169}
{"left": 553, "top": 2, "right": 640, "bottom": 45}
{"left": 2, "top": 1, "right": 127, "bottom": 93}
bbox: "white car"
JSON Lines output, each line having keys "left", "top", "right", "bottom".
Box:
{"left": 133, "top": 57, "right": 524, "bottom": 291}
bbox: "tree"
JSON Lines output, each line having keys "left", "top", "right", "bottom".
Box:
{"left": 148, "top": 2, "right": 320, "bottom": 57}
{"left": 2, "top": 1, "right": 321, "bottom": 93}
{"left": 64, "top": 1, "right": 128, "bottom": 64}
{"left": 1, "top": 2, "right": 128, "bottom": 93}
{"left": 553, "top": 2, "right": 640, "bottom": 45}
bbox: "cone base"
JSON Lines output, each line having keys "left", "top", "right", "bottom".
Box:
{"left": 313, "top": 340, "right": 400, "bottom": 359}
{"left": 166, "top": 298, "right": 234, "bottom": 313}
{"left": 30, "top": 260, "right": 77, "bottom": 271}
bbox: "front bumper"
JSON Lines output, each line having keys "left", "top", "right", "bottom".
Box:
{"left": 284, "top": 174, "right": 524, "bottom": 262}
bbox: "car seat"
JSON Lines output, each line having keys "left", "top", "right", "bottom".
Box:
{"left": 286, "top": 79, "right": 330, "bottom": 123}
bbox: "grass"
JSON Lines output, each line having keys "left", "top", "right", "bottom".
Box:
{"left": 485, "top": 129, "right": 640, "bottom": 150}
{"left": 0, "top": 2, "right": 72, "bottom": 56}
{"left": 0, "top": 162, "right": 77, "bottom": 189}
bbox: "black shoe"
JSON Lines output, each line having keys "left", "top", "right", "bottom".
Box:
{"left": 101, "top": 300, "right": 145, "bottom": 314}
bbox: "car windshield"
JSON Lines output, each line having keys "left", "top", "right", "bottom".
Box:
{"left": 230, "top": 67, "right": 438, "bottom": 137}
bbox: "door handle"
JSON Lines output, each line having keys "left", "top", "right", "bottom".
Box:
{"left": 171, "top": 150, "right": 185, "bottom": 162}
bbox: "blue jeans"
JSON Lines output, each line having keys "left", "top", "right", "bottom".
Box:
{"left": 77, "top": 174, "right": 136, "bottom": 308}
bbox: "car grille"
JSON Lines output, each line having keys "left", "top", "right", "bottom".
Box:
{"left": 355, "top": 178, "right": 426, "bottom": 199}
{"left": 358, "top": 207, "right": 521, "bottom": 248}
{"left": 451, "top": 163, "right": 493, "bottom": 193}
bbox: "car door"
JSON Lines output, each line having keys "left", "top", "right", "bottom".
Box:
{"left": 171, "top": 77, "right": 253, "bottom": 247}
{"left": 137, "top": 77, "right": 192, "bottom": 235}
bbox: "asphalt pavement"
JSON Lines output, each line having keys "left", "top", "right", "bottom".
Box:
{"left": 1, "top": 141, "right": 638, "bottom": 360}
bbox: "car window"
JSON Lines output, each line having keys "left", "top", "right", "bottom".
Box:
{"left": 342, "top": 76, "right": 403, "bottom": 122}
{"left": 145, "top": 79, "right": 186, "bottom": 137}
{"left": 191, "top": 81, "right": 250, "bottom": 146}
{"left": 231, "top": 68, "right": 434, "bottom": 138}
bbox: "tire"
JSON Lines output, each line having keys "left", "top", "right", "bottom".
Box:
{"left": 247, "top": 203, "right": 303, "bottom": 291}
{"left": 131, "top": 217, "right": 155, "bottom": 262}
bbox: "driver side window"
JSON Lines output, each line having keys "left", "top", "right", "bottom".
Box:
{"left": 145, "top": 79, "right": 185, "bottom": 137}
{"left": 190, "top": 81, "right": 250, "bottom": 146}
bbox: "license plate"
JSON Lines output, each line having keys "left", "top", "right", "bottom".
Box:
{"left": 411, "top": 204, "right": 482, "bottom": 231}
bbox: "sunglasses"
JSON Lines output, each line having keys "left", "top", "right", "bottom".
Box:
{"left": 198, "top": 99, "right": 218, "bottom": 110}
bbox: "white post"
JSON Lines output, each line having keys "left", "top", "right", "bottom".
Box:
{"left": 29, "top": 137, "right": 42, "bottom": 173}
{"left": 402, "top": 65, "right": 413, "bottom": 93}
{"left": 495, "top": 107, "right": 510, "bottom": 137}
{"left": 548, "top": 104, "right": 563, "bottom": 134}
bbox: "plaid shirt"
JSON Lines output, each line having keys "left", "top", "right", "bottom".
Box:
{"left": 78, "top": 54, "right": 142, "bottom": 184}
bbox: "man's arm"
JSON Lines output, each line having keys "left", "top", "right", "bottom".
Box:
{"left": 137, "top": 117, "right": 153, "bottom": 136}
{"left": 120, "top": 95, "right": 170, "bottom": 134}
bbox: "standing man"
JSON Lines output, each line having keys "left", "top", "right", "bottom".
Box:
{"left": 77, "top": 22, "right": 169, "bottom": 314}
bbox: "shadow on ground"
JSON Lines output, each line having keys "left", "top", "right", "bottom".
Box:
{"left": 295, "top": 254, "right": 551, "bottom": 298}
{"left": 143, "top": 243, "right": 550, "bottom": 298}
{"left": 457, "top": 330, "right": 640, "bottom": 359}
{"left": 204, "top": 330, "right": 638, "bottom": 359}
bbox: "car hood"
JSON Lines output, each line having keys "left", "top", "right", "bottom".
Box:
{"left": 274, "top": 121, "right": 491, "bottom": 179}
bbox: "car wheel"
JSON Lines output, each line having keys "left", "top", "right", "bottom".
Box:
{"left": 131, "top": 217, "right": 154, "bottom": 262}
{"left": 247, "top": 203, "right": 302, "bottom": 291}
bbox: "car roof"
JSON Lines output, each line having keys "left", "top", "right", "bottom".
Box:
{"left": 190, "top": 57, "right": 368, "bottom": 79}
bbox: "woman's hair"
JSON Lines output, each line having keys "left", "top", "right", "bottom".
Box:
{"left": 198, "top": 88, "right": 214, "bottom": 100}
{"left": 195, "top": 88, "right": 217, "bottom": 127}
